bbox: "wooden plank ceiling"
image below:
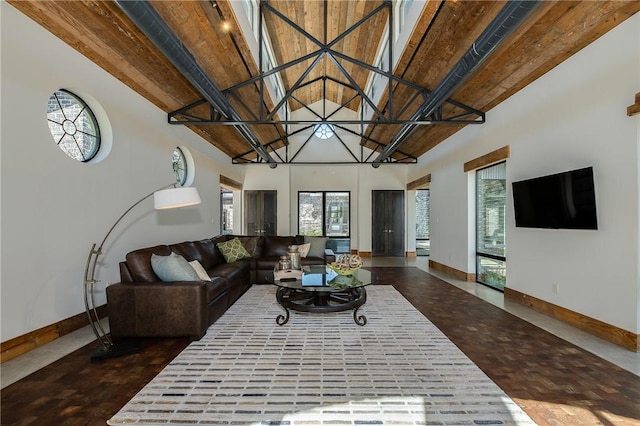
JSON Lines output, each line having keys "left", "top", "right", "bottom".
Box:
{"left": 8, "top": 0, "right": 640, "bottom": 163}
{"left": 262, "top": 0, "right": 387, "bottom": 112}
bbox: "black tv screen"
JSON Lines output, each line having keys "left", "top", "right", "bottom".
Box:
{"left": 512, "top": 167, "right": 598, "bottom": 230}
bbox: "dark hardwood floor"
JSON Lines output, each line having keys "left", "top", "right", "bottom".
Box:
{"left": 2, "top": 267, "right": 639, "bottom": 425}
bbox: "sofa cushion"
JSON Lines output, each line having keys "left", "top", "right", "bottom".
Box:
{"left": 263, "top": 236, "right": 299, "bottom": 257}
{"left": 195, "top": 238, "right": 226, "bottom": 270}
{"left": 255, "top": 256, "right": 282, "bottom": 271}
{"left": 304, "top": 236, "right": 328, "bottom": 258}
{"left": 169, "top": 241, "right": 203, "bottom": 264}
{"left": 151, "top": 252, "right": 200, "bottom": 282}
{"left": 206, "top": 277, "right": 227, "bottom": 302}
{"left": 237, "top": 236, "right": 261, "bottom": 257}
{"left": 210, "top": 260, "right": 251, "bottom": 290}
{"left": 217, "top": 237, "right": 251, "bottom": 263}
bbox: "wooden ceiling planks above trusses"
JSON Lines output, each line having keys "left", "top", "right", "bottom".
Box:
{"left": 149, "top": 0, "right": 285, "bottom": 156}
{"left": 263, "top": 0, "right": 388, "bottom": 112}
{"left": 7, "top": 0, "right": 640, "bottom": 164}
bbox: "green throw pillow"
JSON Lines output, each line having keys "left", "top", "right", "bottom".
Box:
{"left": 151, "top": 252, "right": 200, "bottom": 282}
{"left": 304, "top": 236, "right": 327, "bottom": 258}
{"left": 217, "top": 237, "right": 251, "bottom": 263}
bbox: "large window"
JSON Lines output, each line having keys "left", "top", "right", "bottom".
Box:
{"left": 298, "top": 191, "right": 350, "bottom": 253}
{"left": 476, "top": 162, "right": 507, "bottom": 291}
{"left": 415, "top": 189, "right": 430, "bottom": 256}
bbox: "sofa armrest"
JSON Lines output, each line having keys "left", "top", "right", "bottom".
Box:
{"left": 106, "top": 281, "right": 209, "bottom": 340}
{"left": 324, "top": 248, "right": 336, "bottom": 264}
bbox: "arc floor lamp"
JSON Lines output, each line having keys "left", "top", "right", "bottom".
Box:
{"left": 83, "top": 183, "right": 201, "bottom": 360}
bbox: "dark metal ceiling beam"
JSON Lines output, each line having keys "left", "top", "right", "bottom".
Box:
{"left": 168, "top": 44, "right": 485, "bottom": 126}
{"left": 326, "top": 52, "right": 386, "bottom": 120}
{"left": 114, "top": 0, "right": 277, "bottom": 168}
{"left": 371, "top": 0, "right": 541, "bottom": 167}
{"left": 266, "top": 53, "right": 327, "bottom": 121}
{"left": 160, "top": 0, "right": 491, "bottom": 165}
{"left": 231, "top": 121, "right": 417, "bottom": 165}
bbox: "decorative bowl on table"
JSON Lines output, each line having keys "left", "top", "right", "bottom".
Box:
{"left": 327, "top": 263, "right": 359, "bottom": 276}
{"left": 328, "top": 254, "right": 363, "bottom": 275}
{"left": 328, "top": 273, "right": 363, "bottom": 289}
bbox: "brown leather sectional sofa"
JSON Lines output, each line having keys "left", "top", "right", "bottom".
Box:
{"left": 106, "top": 234, "right": 335, "bottom": 341}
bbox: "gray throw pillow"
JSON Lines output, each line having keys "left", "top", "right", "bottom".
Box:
{"left": 304, "top": 236, "right": 327, "bottom": 258}
{"left": 151, "top": 252, "right": 200, "bottom": 282}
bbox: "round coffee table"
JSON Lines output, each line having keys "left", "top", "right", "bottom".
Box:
{"left": 272, "top": 265, "right": 372, "bottom": 326}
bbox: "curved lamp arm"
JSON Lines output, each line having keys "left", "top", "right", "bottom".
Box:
{"left": 83, "top": 183, "right": 201, "bottom": 355}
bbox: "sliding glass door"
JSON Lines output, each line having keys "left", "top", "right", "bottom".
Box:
{"left": 476, "top": 162, "right": 507, "bottom": 291}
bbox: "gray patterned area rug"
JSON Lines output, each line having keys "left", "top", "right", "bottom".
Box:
{"left": 108, "top": 285, "right": 536, "bottom": 425}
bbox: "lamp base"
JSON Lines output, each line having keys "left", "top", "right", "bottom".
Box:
{"left": 91, "top": 339, "right": 140, "bottom": 361}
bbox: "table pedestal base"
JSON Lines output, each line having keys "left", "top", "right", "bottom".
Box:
{"left": 276, "top": 287, "right": 367, "bottom": 326}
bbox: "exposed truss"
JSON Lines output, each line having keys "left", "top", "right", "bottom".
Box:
{"left": 167, "top": 0, "right": 486, "bottom": 165}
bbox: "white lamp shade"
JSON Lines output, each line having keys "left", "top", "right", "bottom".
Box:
{"left": 154, "top": 186, "right": 201, "bottom": 210}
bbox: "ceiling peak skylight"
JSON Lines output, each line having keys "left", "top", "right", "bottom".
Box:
{"left": 313, "top": 123, "right": 335, "bottom": 140}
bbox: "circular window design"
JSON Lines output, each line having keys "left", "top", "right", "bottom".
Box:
{"left": 313, "top": 123, "right": 335, "bottom": 140}
{"left": 47, "top": 89, "right": 101, "bottom": 162}
{"left": 172, "top": 146, "right": 195, "bottom": 187}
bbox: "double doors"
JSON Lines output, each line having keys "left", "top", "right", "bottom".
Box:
{"left": 372, "top": 190, "right": 404, "bottom": 257}
{"left": 245, "top": 190, "right": 277, "bottom": 236}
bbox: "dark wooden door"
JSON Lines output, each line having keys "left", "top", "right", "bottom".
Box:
{"left": 372, "top": 190, "right": 404, "bottom": 256}
{"left": 245, "top": 190, "right": 277, "bottom": 236}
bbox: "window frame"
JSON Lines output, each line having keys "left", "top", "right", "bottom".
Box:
{"left": 47, "top": 89, "right": 101, "bottom": 162}
{"left": 475, "top": 161, "right": 507, "bottom": 291}
{"left": 220, "top": 190, "right": 234, "bottom": 235}
{"left": 297, "top": 191, "right": 351, "bottom": 252}
{"left": 313, "top": 123, "right": 335, "bottom": 140}
{"left": 415, "top": 188, "right": 430, "bottom": 256}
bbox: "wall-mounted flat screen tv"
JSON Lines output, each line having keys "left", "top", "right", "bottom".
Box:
{"left": 512, "top": 167, "right": 598, "bottom": 230}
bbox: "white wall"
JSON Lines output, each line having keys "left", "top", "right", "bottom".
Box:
{"left": 411, "top": 14, "right": 640, "bottom": 334}
{"left": 243, "top": 163, "right": 408, "bottom": 252}
{"left": 0, "top": 3, "right": 241, "bottom": 341}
